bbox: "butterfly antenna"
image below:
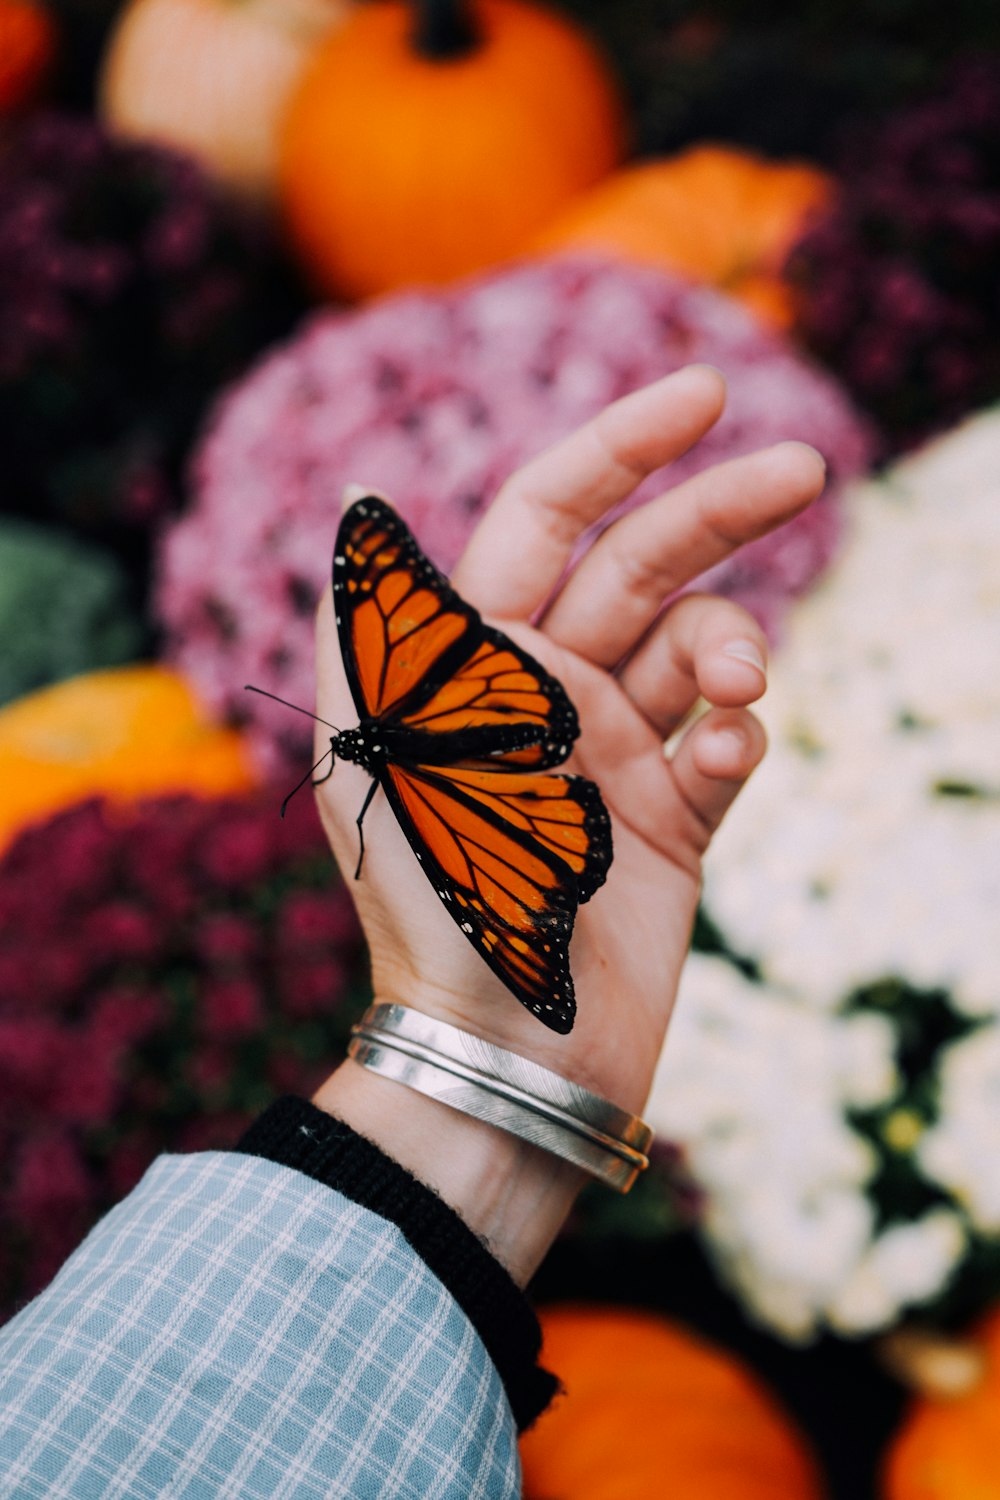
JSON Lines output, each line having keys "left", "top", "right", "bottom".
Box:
{"left": 244, "top": 684, "right": 340, "bottom": 734}
{"left": 279, "top": 746, "right": 337, "bottom": 818}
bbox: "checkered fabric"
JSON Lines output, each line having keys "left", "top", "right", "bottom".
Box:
{"left": 0, "top": 1152, "right": 521, "bottom": 1498}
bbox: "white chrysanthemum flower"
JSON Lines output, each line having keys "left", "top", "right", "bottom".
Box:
{"left": 826, "top": 1211, "right": 967, "bottom": 1335}
{"left": 705, "top": 409, "right": 1000, "bottom": 1012}
{"left": 667, "top": 412, "right": 1000, "bottom": 1338}
{"left": 648, "top": 954, "right": 898, "bottom": 1339}
{"left": 918, "top": 1025, "right": 1000, "bottom": 1230}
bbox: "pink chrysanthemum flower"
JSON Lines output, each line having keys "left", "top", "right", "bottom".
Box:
{"left": 158, "top": 257, "right": 870, "bottom": 771}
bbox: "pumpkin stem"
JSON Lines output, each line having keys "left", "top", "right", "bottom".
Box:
{"left": 412, "top": 0, "right": 480, "bottom": 60}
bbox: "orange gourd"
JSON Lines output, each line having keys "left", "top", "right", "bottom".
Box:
{"left": 0, "top": 0, "right": 56, "bottom": 113}
{"left": 520, "top": 1305, "right": 826, "bottom": 1500}
{"left": 531, "top": 145, "right": 832, "bottom": 328}
{"left": 883, "top": 1309, "right": 1000, "bottom": 1500}
{"left": 279, "top": 0, "right": 627, "bottom": 299}
{"left": 100, "top": 0, "right": 351, "bottom": 199}
{"left": 0, "top": 665, "right": 258, "bottom": 853}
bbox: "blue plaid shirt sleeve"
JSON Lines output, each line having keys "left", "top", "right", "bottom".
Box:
{"left": 0, "top": 1152, "right": 522, "bottom": 1499}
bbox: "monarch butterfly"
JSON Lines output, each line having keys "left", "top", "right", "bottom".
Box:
{"left": 255, "top": 496, "right": 612, "bottom": 1033}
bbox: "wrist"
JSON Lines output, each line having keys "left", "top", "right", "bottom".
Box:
{"left": 312, "top": 1056, "right": 585, "bottom": 1286}
{"left": 368, "top": 954, "right": 648, "bottom": 1113}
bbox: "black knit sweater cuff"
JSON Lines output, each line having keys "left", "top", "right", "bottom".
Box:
{"left": 235, "top": 1094, "right": 557, "bottom": 1431}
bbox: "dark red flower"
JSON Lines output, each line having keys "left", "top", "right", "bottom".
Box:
{"left": 190, "top": 1043, "right": 235, "bottom": 1097}
{"left": 106, "top": 1134, "right": 161, "bottom": 1200}
{"left": 0, "top": 954, "right": 40, "bottom": 1010}
{"left": 89, "top": 989, "right": 165, "bottom": 1054}
{"left": 195, "top": 913, "right": 260, "bottom": 967}
{"left": 0, "top": 789, "right": 367, "bottom": 1325}
{"left": 199, "top": 814, "right": 275, "bottom": 887}
{"left": 280, "top": 959, "right": 348, "bottom": 1018}
{"left": 0, "top": 1020, "right": 66, "bottom": 1104}
{"left": 83, "top": 902, "right": 163, "bottom": 966}
{"left": 201, "top": 977, "right": 262, "bottom": 1039}
{"left": 788, "top": 55, "right": 1000, "bottom": 451}
{"left": 9, "top": 1134, "right": 90, "bottom": 1220}
{"left": 280, "top": 890, "right": 358, "bottom": 951}
{"left": 50, "top": 1047, "right": 121, "bottom": 1126}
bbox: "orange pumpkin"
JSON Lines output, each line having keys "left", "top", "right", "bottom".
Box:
{"left": 531, "top": 145, "right": 832, "bottom": 328}
{"left": 100, "top": 0, "right": 351, "bottom": 199}
{"left": 520, "top": 1305, "right": 826, "bottom": 1499}
{"left": 0, "top": 665, "right": 258, "bottom": 853}
{"left": 279, "top": 0, "right": 627, "bottom": 299}
{"left": 883, "top": 1310, "right": 1000, "bottom": 1500}
{"left": 0, "top": 0, "right": 56, "bottom": 113}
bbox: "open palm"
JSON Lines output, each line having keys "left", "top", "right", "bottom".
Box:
{"left": 313, "top": 366, "right": 826, "bottom": 1115}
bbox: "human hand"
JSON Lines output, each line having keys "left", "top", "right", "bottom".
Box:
{"left": 311, "top": 366, "right": 826, "bottom": 1117}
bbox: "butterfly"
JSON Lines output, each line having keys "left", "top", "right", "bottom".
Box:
{"left": 305, "top": 493, "right": 612, "bottom": 1034}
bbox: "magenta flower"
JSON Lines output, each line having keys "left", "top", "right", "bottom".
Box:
{"left": 157, "top": 256, "right": 870, "bottom": 773}
{"left": 0, "top": 793, "right": 365, "bottom": 1324}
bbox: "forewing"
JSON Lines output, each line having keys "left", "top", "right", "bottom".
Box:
{"left": 381, "top": 761, "right": 613, "bottom": 1033}
{"left": 333, "top": 497, "right": 577, "bottom": 767}
{"left": 398, "top": 629, "right": 579, "bottom": 769}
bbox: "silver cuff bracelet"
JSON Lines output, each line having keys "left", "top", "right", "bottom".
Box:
{"left": 347, "top": 1003, "right": 653, "bottom": 1193}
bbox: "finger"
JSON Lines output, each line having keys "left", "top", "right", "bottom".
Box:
{"left": 314, "top": 582, "right": 351, "bottom": 734}
{"left": 664, "top": 707, "right": 768, "bottom": 860}
{"left": 452, "top": 365, "right": 727, "bottom": 618}
{"left": 618, "top": 594, "right": 768, "bottom": 738}
{"left": 341, "top": 481, "right": 388, "bottom": 511}
{"left": 540, "top": 441, "right": 826, "bottom": 664}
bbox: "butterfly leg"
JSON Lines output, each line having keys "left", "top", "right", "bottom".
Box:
{"left": 312, "top": 740, "right": 338, "bottom": 788}
{"left": 280, "top": 745, "right": 335, "bottom": 817}
{"left": 353, "top": 778, "right": 379, "bottom": 880}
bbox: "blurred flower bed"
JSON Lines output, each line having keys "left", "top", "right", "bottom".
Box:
{"left": 157, "top": 254, "right": 868, "bottom": 773}
{"left": 789, "top": 57, "right": 1000, "bottom": 454}
{"left": 647, "top": 409, "right": 1000, "bottom": 1342}
{"left": 0, "top": 790, "right": 365, "bottom": 1319}
{"left": 0, "top": 520, "right": 141, "bottom": 704}
{"left": 0, "top": 111, "right": 306, "bottom": 591}
{"left": 0, "top": 664, "right": 258, "bottom": 852}
{"left": 561, "top": 1, "right": 1000, "bottom": 162}
{"left": 2, "top": 3, "right": 1000, "bottom": 1492}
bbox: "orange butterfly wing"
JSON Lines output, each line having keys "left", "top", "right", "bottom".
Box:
{"left": 382, "top": 763, "right": 610, "bottom": 1032}
{"left": 334, "top": 497, "right": 578, "bottom": 766}
{"left": 333, "top": 497, "right": 612, "bottom": 1032}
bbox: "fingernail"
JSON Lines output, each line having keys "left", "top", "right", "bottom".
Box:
{"left": 722, "top": 640, "right": 767, "bottom": 678}
{"left": 341, "top": 483, "right": 370, "bottom": 507}
{"left": 713, "top": 726, "right": 747, "bottom": 757}
{"left": 786, "top": 440, "right": 827, "bottom": 474}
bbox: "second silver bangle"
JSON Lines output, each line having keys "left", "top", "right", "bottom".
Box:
{"left": 348, "top": 1003, "right": 653, "bottom": 1193}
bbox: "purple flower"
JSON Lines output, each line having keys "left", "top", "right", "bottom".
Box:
{"left": 789, "top": 56, "right": 1000, "bottom": 451}
{"left": 0, "top": 111, "right": 305, "bottom": 591}
{"left": 157, "top": 256, "right": 870, "bottom": 773}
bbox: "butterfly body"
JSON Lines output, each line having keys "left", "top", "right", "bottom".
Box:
{"left": 331, "top": 717, "right": 564, "bottom": 773}
{"left": 330, "top": 496, "right": 613, "bottom": 1033}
